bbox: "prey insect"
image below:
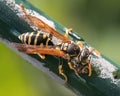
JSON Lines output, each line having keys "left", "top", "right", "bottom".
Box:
{"left": 13, "top": 4, "right": 101, "bottom": 82}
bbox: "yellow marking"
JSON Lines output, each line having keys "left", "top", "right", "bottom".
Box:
{"left": 43, "top": 34, "right": 47, "bottom": 39}
{"left": 28, "top": 32, "right": 34, "bottom": 45}
{"left": 68, "top": 28, "right": 73, "bottom": 32}
{"left": 24, "top": 32, "right": 29, "bottom": 43}
{"left": 76, "top": 41, "right": 84, "bottom": 48}
{"left": 18, "top": 34, "right": 24, "bottom": 41}
{"left": 38, "top": 54, "right": 45, "bottom": 59}
{"left": 63, "top": 47, "right": 67, "bottom": 51}
{"left": 46, "top": 38, "right": 50, "bottom": 46}
{"left": 18, "top": 35, "right": 21, "bottom": 40}
{"left": 56, "top": 47, "right": 60, "bottom": 50}
{"left": 64, "top": 31, "right": 69, "bottom": 38}
{"left": 64, "top": 43, "right": 68, "bottom": 47}
{"left": 62, "top": 43, "right": 68, "bottom": 51}
{"left": 34, "top": 32, "right": 40, "bottom": 45}
{"left": 58, "top": 65, "right": 68, "bottom": 83}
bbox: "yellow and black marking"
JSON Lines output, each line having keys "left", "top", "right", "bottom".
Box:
{"left": 18, "top": 32, "right": 54, "bottom": 46}
{"left": 16, "top": 4, "right": 94, "bottom": 83}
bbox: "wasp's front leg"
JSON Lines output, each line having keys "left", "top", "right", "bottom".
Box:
{"left": 81, "top": 61, "right": 92, "bottom": 77}
{"left": 88, "top": 62, "right": 92, "bottom": 76}
{"left": 84, "top": 59, "right": 92, "bottom": 77}
{"left": 68, "top": 62, "right": 80, "bottom": 77}
{"left": 76, "top": 41, "right": 84, "bottom": 49}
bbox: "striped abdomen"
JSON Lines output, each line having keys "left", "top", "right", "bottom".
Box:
{"left": 18, "top": 32, "right": 53, "bottom": 46}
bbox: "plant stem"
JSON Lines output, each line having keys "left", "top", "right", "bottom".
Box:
{"left": 0, "top": 0, "right": 120, "bottom": 96}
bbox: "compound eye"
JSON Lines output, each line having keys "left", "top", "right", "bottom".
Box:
{"left": 74, "top": 47, "right": 77, "bottom": 51}
{"left": 81, "top": 48, "right": 90, "bottom": 60}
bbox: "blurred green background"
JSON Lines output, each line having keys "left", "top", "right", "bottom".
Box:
{"left": 0, "top": 0, "right": 120, "bottom": 96}
{"left": 0, "top": 42, "right": 76, "bottom": 96}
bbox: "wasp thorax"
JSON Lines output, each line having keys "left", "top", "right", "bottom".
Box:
{"left": 66, "top": 43, "right": 80, "bottom": 57}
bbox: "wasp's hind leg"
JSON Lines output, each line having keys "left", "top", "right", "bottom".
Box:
{"left": 58, "top": 65, "right": 68, "bottom": 83}
{"left": 64, "top": 28, "right": 73, "bottom": 38}
{"left": 58, "top": 58, "right": 68, "bottom": 83}
{"left": 37, "top": 54, "right": 46, "bottom": 59}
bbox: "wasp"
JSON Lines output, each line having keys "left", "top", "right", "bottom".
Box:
{"left": 13, "top": 4, "right": 101, "bottom": 82}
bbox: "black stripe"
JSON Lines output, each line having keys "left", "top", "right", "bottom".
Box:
{"left": 30, "top": 32, "right": 37, "bottom": 45}
{"left": 21, "top": 32, "right": 54, "bottom": 46}
{"left": 25, "top": 33, "right": 29, "bottom": 44}
{"left": 48, "top": 40, "right": 54, "bottom": 45}
{"left": 42, "top": 36, "right": 48, "bottom": 45}
{"left": 30, "top": 35, "right": 36, "bottom": 45}
{"left": 26, "top": 35, "right": 29, "bottom": 44}
{"left": 36, "top": 34, "right": 45, "bottom": 45}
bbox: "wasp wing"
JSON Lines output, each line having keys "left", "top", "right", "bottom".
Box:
{"left": 12, "top": 43, "right": 66, "bottom": 58}
{"left": 20, "top": 4, "right": 70, "bottom": 43}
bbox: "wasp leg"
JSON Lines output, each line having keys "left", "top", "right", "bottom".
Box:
{"left": 81, "top": 66, "right": 88, "bottom": 74}
{"left": 68, "top": 62, "right": 80, "bottom": 77}
{"left": 81, "top": 63, "right": 92, "bottom": 76}
{"left": 37, "top": 54, "right": 45, "bottom": 59}
{"left": 58, "top": 65, "right": 68, "bottom": 83}
{"left": 58, "top": 58, "right": 68, "bottom": 82}
{"left": 64, "top": 28, "right": 73, "bottom": 38}
{"left": 93, "top": 49, "right": 101, "bottom": 57}
{"left": 88, "top": 63, "right": 92, "bottom": 76}
{"left": 85, "top": 59, "right": 92, "bottom": 76}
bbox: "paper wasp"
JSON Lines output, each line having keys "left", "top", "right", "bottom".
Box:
{"left": 13, "top": 4, "right": 101, "bottom": 82}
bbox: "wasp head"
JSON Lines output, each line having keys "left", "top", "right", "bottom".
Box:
{"left": 70, "top": 47, "right": 91, "bottom": 76}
